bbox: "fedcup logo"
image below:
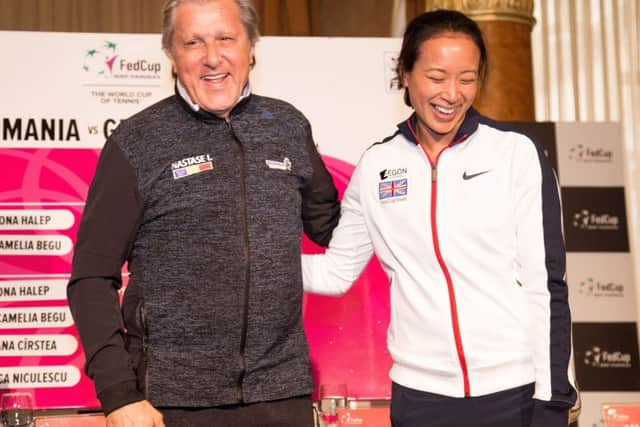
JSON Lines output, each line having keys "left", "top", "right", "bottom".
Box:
{"left": 384, "top": 52, "right": 401, "bottom": 92}
{"left": 568, "top": 143, "right": 613, "bottom": 163}
{"left": 578, "top": 278, "right": 595, "bottom": 296}
{"left": 584, "top": 346, "right": 602, "bottom": 366}
{"left": 82, "top": 42, "right": 162, "bottom": 80}
{"left": 584, "top": 346, "right": 632, "bottom": 368}
{"left": 83, "top": 41, "right": 118, "bottom": 77}
{"left": 578, "top": 277, "right": 624, "bottom": 297}
{"left": 568, "top": 144, "right": 585, "bottom": 161}
{"left": 572, "top": 209, "right": 619, "bottom": 231}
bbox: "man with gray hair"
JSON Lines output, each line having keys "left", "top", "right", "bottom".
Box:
{"left": 67, "top": 0, "right": 340, "bottom": 425}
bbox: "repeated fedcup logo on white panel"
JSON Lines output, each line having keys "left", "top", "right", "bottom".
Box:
{"left": 567, "top": 253, "right": 636, "bottom": 322}
{"left": 555, "top": 122, "right": 624, "bottom": 187}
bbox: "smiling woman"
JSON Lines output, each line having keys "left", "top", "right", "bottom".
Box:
{"left": 395, "top": 9, "right": 487, "bottom": 159}
{"left": 400, "top": 34, "right": 480, "bottom": 158}
{"left": 301, "top": 9, "right": 577, "bottom": 427}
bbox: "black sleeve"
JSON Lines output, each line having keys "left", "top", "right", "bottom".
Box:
{"left": 300, "top": 123, "right": 340, "bottom": 247}
{"left": 66, "top": 137, "right": 145, "bottom": 414}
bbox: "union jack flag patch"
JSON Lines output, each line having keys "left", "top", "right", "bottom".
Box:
{"left": 379, "top": 178, "right": 408, "bottom": 200}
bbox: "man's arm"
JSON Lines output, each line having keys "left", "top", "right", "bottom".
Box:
{"left": 67, "top": 138, "right": 145, "bottom": 415}
{"left": 300, "top": 123, "right": 341, "bottom": 246}
{"left": 303, "top": 160, "right": 375, "bottom": 296}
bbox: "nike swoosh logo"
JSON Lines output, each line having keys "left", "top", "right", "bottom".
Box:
{"left": 462, "top": 170, "right": 490, "bottom": 180}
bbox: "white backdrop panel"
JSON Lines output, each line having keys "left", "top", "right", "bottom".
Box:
{"left": 567, "top": 253, "right": 637, "bottom": 322}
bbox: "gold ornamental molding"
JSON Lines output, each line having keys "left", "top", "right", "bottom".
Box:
{"left": 424, "top": 0, "right": 536, "bottom": 27}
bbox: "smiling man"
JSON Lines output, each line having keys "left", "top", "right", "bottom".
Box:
{"left": 166, "top": 0, "right": 254, "bottom": 118}
{"left": 66, "top": 1, "right": 340, "bottom": 426}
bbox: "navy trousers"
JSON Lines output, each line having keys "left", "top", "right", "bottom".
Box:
{"left": 159, "top": 395, "right": 314, "bottom": 427}
{"left": 390, "top": 382, "right": 535, "bottom": 427}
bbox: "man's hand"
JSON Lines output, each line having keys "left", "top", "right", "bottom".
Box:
{"left": 106, "top": 400, "right": 165, "bottom": 427}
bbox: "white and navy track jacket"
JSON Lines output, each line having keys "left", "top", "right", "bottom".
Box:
{"left": 303, "top": 109, "right": 577, "bottom": 420}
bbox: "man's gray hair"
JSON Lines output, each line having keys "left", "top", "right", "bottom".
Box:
{"left": 161, "top": 0, "right": 260, "bottom": 51}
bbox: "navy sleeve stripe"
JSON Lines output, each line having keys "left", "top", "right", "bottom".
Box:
{"left": 534, "top": 141, "right": 578, "bottom": 406}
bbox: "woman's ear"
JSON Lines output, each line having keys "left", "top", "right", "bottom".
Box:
{"left": 399, "top": 68, "right": 408, "bottom": 89}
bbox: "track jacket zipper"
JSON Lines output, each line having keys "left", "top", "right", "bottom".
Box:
{"left": 413, "top": 124, "right": 471, "bottom": 397}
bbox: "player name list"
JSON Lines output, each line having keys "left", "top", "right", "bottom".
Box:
{"left": 0, "top": 204, "right": 81, "bottom": 391}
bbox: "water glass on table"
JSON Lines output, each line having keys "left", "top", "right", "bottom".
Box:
{"left": 317, "top": 384, "right": 347, "bottom": 426}
{"left": 1, "top": 392, "right": 34, "bottom": 427}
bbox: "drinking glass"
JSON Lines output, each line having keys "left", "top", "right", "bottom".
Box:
{"left": 0, "top": 392, "right": 34, "bottom": 427}
{"left": 317, "top": 384, "right": 347, "bottom": 426}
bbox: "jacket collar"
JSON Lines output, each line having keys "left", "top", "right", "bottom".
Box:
{"left": 174, "top": 80, "right": 252, "bottom": 123}
{"left": 397, "top": 107, "right": 481, "bottom": 146}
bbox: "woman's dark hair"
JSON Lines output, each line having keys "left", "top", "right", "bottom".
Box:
{"left": 396, "top": 9, "right": 488, "bottom": 107}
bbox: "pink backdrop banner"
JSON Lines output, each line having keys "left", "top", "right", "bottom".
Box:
{"left": 0, "top": 150, "right": 392, "bottom": 409}
{"left": 0, "top": 148, "right": 102, "bottom": 409}
{"left": 303, "top": 157, "right": 392, "bottom": 401}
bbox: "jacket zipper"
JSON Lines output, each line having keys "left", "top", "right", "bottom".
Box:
{"left": 140, "top": 302, "right": 150, "bottom": 398}
{"left": 228, "top": 120, "right": 250, "bottom": 402}
{"left": 420, "top": 142, "right": 471, "bottom": 397}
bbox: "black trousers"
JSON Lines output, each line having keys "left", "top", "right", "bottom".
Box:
{"left": 159, "top": 395, "right": 314, "bottom": 427}
{"left": 390, "top": 382, "right": 535, "bottom": 427}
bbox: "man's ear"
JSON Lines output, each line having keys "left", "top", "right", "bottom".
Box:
{"left": 164, "top": 48, "right": 175, "bottom": 68}
{"left": 164, "top": 48, "right": 178, "bottom": 78}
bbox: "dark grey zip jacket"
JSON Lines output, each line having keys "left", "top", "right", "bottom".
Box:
{"left": 67, "top": 91, "right": 340, "bottom": 414}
